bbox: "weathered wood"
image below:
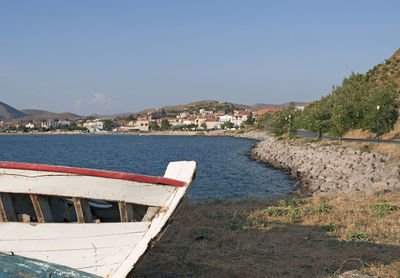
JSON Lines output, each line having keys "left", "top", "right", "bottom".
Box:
{"left": 114, "top": 161, "right": 197, "bottom": 277}
{"left": 0, "top": 222, "right": 150, "bottom": 277}
{"left": 142, "top": 206, "right": 159, "bottom": 222}
{"left": 72, "top": 197, "right": 92, "bottom": 223}
{"left": 30, "top": 194, "right": 53, "bottom": 223}
{"left": 0, "top": 161, "right": 185, "bottom": 186}
{"left": 0, "top": 198, "right": 7, "bottom": 222}
{"left": 0, "top": 193, "right": 17, "bottom": 222}
{"left": 0, "top": 161, "right": 197, "bottom": 278}
{"left": 0, "top": 170, "right": 177, "bottom": 206}
{"left": 118, "top": 201, "right": 135, "bottom": 222}
{"left": 0, "top": 222, "right": 150, "bottom": 240}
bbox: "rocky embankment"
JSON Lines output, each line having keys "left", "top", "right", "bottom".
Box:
{"left": 246, "top": 133, "right": 400, "bottom": 195}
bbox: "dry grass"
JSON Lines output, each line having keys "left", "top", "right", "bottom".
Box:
{"left": 130, "top": 193, "right": 400, "bottom": 278}
{"left": 344, "top": 129, "right": 376, "bottom": 140}
{"left": 382, "top": 122, "right": 400, "bottom": 140}
{"left": 342, "top": 122, "right": 400, "bottom": 141}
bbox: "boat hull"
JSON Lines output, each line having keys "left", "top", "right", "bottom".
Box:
{"left": 0, "top": 161, "right": 197, "bottom": 277}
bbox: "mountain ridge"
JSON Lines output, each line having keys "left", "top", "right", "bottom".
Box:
{"left": 0, "top": 101, "right": 26, "bottom": 121}
{"left": 0, "top": 100, "right": 308, "bottom": 121}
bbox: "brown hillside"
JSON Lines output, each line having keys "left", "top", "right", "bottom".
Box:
{"left": 365, "top": 48, "right": 400, "bottom": 91}
{"left": 18, "top": 110, "right": 80, "bottom": 121}
{"left": 135, "top": 100, "right": 309, "bottom": 116}
{"left": 0, "top": 101, "right": 26, "bottom": 121}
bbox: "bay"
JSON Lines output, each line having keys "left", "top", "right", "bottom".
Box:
{"left": 0, "top": 135, "right": 294, "bottom": 202}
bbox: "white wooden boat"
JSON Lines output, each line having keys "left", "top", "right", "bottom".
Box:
{"left": 0, "top": 160, "right": 197, "bottom": 277}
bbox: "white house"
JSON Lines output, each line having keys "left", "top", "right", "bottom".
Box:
{"left": 42, "top": 120, "right": 59, "bottom": 129}
{"left": 219, "top": 114, "right": 233, "bottom": 123}
{"left": 232, "top": 111, "right": 250, "bottom": 127}
{"left": 182, "top": 117, "right": 197, "bottom": 126}
{"left": 83, "top": 120, "right": 104, "bottom": 133}
{"left": 203, "top": 119, "right": 221, "bottom": 130}
{"left": 58, "top": 120, "right": 71, "bottom": 126}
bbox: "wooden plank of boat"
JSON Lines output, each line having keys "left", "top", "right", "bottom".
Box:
{"left": 0, "top": 160, "right": 197, "bottom": 277}
{"left": 0, "top": 169, "right": 178, "bottom": 207}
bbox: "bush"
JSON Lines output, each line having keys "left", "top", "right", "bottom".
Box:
{"left": 264, "top": 207, "right": 283, "bottom": 217}
{"left": 370, "top": 203, "right": 398, "bottom": 217}
{"left": 278, "top": 198, "right": 306, "bottom": 207}
{"left": 320, "top": 222, "right": 336, "bottom": 233}
{"left": 307, "top": 203, "right": 333, "bottom": 215}
{"left": 347, "top": 232, "right": 370, "bottom": 241}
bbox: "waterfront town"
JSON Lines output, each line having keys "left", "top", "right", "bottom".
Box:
{"left": 0, "top": 106, "right": 299, "bottom": 133}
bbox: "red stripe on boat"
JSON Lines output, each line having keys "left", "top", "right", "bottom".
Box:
{"left": 0, "top": 161, "right": 186, "bottom": 187}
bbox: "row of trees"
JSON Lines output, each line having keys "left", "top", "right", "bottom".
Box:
{"left": 4, "top": 124, "right": 88, "bottom": 133}
{"left": 261, "top": 73, "right": 399, "bottom": 139}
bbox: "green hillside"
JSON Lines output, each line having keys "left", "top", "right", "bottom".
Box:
{"left": 296, "top": 48, "right": 400, "bottom": 139}
{"left": 364, "top": 48, "right": 400, "bottom": 90}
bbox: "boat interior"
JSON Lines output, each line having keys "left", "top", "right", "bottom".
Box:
{"left": 0, "top": 193, "right": 159, "bottom": 223}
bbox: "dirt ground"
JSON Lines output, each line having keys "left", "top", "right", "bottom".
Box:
{"left": 130, "top": 192, "right": 400, "bottom": 278}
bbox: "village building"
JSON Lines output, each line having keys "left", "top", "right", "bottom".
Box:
{"left": 42, "top": 120, "right": 60, "bottom": 129}
{"left": 178, "top": 112, "right": 189, "bottom": 118}
{"left": 218, "top": 114, "right": 233, "bottom": 123}
{"left": 199, "top": 109, "right": 214, "bottom": 116}
{"left": 25, "top": 122, "right": 41, "bottom": 129}
{"left": 182, "top": 117, "right": 197, "bottom": 126}
{"left": 232, "top": 111, "right": 250, "bottom": 126}
{"left": 0, "top": 122, "right": 9, "bottom": 131}
{"left": 136, "top": 117, "right": 150, "bottom": 132}
{"left": 203, "top": 118, "right": 221, "bottom": 130}
{"left": 58, "top": 120, "right": 71, "bottom": 126}
{"left": 83, "top": 120, "right": 104, "bottom": 133}
{"left": 118, "top": 124, "right": 139, "bottom": 132}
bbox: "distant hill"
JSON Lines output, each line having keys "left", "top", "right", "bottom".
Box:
{"left": 135, "top": 100, "right": 308, "bottom": 117}
{"left": 0, "top": 101, "right": 26, "bottom": 121}
{"left": 0, "top": 102, "right": 80, "bottom": 122}
{"left": 20, "top": 109, "right": 79, "bottom": 121}
{"left": 1, "top": 99, "right": 308, "bottom": 122}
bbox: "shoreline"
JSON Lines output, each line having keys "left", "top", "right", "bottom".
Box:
{"left": 248, "top": 134, "right": 400, "bottom": 196}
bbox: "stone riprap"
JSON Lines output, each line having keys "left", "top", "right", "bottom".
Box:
{"left": 246, "top": 133, "right": 400, "bottom": 195}
{"left": 235, "top": 130, "right": 270, "bottom": 141}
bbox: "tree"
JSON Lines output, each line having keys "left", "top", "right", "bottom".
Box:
{"left": 149, "top": 121, "right": 159, "bottom": 131}
{"left": 160, "top": 119, "right": 171, "bottom": 131}
{"left": 255, "top": 113, "right": 273, "bottom": 130}
{"left": 104, "top": 119, "right": 113, "bottom": 131}
{"left": 328, "top": 102, "right": 352, "bottom": 139}
{"left": 300, "top": 99, "right": 332, "bottom": 139}
{"left": 221, "top": 121, "right": 234, "bottom": 129}
{"left": 270, "top": 103, "right": 297, "bottom": 137}
{"left": 201, "top": 123, "right": 207, "bottom": 130}
{"left": 245, "top": 112, "right": 255, "bottom": 126}
{"left": 362, "top": 88, "right": 399, "bottom": 137}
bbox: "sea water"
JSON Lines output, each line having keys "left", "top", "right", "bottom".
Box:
{"left": 0, "top": 135, "right": 294, "bottom": 202}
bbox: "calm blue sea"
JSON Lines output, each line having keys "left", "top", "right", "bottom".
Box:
{"left": 0, "top": 135, "right": 294, "bottom": 202}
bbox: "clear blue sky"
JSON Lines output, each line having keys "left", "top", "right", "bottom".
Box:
{"left": 1, "top": 1, "right": 400, "bottom": 115}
